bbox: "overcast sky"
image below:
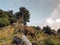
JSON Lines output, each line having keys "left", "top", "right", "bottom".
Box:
{"left": 0, "top": 0, "right": 60, "bottom": 30}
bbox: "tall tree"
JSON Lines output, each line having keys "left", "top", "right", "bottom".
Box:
{"left": 16, "top": 7, "right": 30, "bottom": 25}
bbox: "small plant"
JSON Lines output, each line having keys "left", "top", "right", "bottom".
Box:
{"left": 42, "top": 39, "right": 54, "bottom": 45}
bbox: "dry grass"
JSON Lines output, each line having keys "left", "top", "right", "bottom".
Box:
{"left": 0, "top": 25, "right": 60, "bottom": 45}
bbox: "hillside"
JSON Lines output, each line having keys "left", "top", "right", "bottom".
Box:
{"left": 0, "top": 24, "right": 60, "bottom": 45}
{"left": 0, "top": 7, "right": 60, "bottom": 45}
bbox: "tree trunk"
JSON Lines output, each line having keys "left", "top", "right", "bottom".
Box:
{"left": 23, "top": 21, "right": 27, "bottom": 25}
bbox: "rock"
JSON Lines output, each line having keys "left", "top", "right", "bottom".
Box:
{"left": 12, "top": 36, "right": 23, "bottom": 45}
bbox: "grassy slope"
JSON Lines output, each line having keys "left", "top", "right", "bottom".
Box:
{"left": 27, "top": 28, "right": 60, "bottom": 45}
{"left": 0, "top": 26, "right": 60, "bottom": 45}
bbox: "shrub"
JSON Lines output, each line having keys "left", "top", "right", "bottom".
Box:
{"left": 9, "top": 16, "right": 17, "bottom": 24}
{"left": 42, "top": 39, "right": 54, "bottom": 45}
{"left": 42, "top": 25, "right": 52, "bottom": 35}
{"left": 0, "top": 18, "right": 10, "bottom": 27}
{"left": 57, "top": 28, "right": 60, "bottom": 34}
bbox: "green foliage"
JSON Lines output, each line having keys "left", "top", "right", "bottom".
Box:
{"left": 15, "top": 12, "right": 22, "bottom": 19}
{"left": 0, "top": 7, "right": 30, "bottom": 27}
{"left": 7, "top": 10, "right": 17, "bottom": 24}
{"left": 0, "top": 9, "right": 17, "bottom": 27}
{"left": 15, "top": 7, "right": 30, "bottom": 25}
{"left": 0, "top": 9, "right": 10, "bottom": 27}
{"left": 57, "top": 28, "right": 60, "bottom": 34}
{"left": 0, "top": 18, "right": 10, "bottom": 27}
{"left": 42, "top": 39, "right": 54, "bottom": 45}
{"left": 42, "top": 25, "right": 52, "bottom": 35}
{"left": 9, "top": 16, "right": 17, "bottom": 24}
{"left": 31, "top": 26, "right": 41, "bottom": 30}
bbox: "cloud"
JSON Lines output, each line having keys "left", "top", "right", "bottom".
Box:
{"left": 58, "top": 4, "right": 60, "bottom": 7}
{"left": 51, "top": 4, "right": 60, "bottom": 19}
{"left": 46, "top": 4, "right": 60, "bottom": 30}
{"left": 56, "top": 19, "right": 60, "bottom": 23}
{"left": 46, "top": 18, "right": 54, "bottom": 25}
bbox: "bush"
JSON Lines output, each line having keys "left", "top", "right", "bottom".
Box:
{"left": 43, "top": 39, "right": 54, "bottom": 45}
{"left": 9, "top": 16, "right": 17, "bottom": 24}
{"left": 0, "top": 18, "right": 10, "bottom": 27}
{"left": 31, "top": 26, "right": 41, "bottom": 30}
{"left": 42, "top": 25, "right": 52, "bottom": 35}
{"left": 57, "top": 29, "right": 60, "bottom": 34}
